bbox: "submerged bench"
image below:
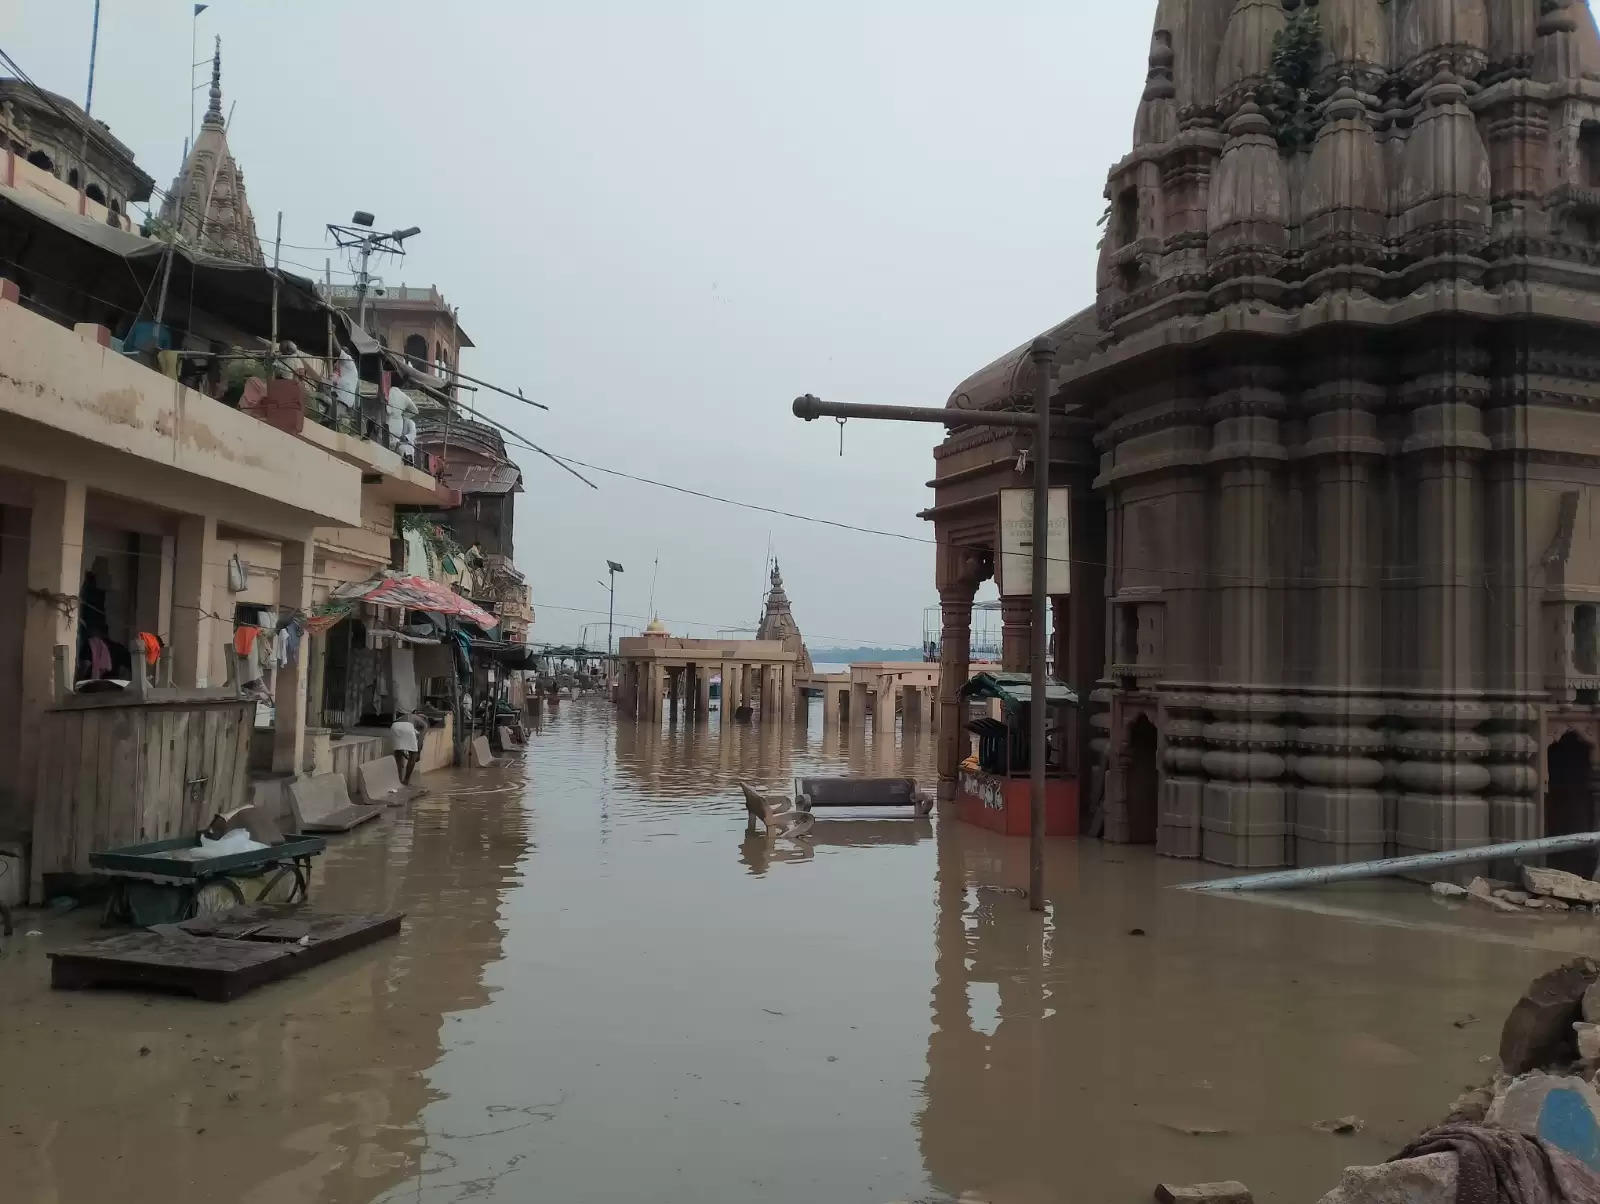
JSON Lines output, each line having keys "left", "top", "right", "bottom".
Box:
{"left": 793, "top": 776, "right": 933, "bottom": 815}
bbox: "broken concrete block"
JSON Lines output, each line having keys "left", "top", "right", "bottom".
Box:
{"left": 1528, "top": 896, "right": 1573, "bottom": 913}
{"left": 1431, "top": 881, "right": 1468, "bottom": 898}
{"left": 1484, "top": 1072, "right": 1600, "bottom": 1171}
{"left": 1524, "top": 866, "right": 1600, "bottom": 905}
{"left": 1314, "top": 1152, "right": 1457, "bottom": 1204}
{"left": 1500, "top": 958, "right": 1600, "bottom": 1073}
{"left": 1577, "top": 1023, "right": 1600, "bottom": 1063}
{"left": 1443, "top": 1081, "right": 1497, "bottom": 1125}
{"left": 1583, "top": 980, "right": 1600, "bottom": 1025}
{"left": 1496, "top": 889, "right": 1532, "bottom": 905}
{"left": 1154, "top": 1183, "right": 1252, "bottom": 1204}
{"left": 1468, "top": 877, "right": 1527, "bottom": 913}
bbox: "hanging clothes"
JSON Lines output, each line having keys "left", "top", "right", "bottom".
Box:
{"left": 391, "top": 643, "right": 419, "bottom": 712}
{"left": 233, "top": 626, "right": 261, "bottom": 656}
{"left": 277, "top": 623, "right": 301, "bottom": 668}
{"left": 137, "top": 632, "right": 162, "bottom": 667}
{"left": 87, "top": 636, "right": 112, "bottom": 679}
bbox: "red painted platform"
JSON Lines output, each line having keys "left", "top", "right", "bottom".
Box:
{"left": 955, "top": 770, "right": 1079, "bottom": 838}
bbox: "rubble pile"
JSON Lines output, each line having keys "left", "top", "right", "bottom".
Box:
{"left": 1316, "top": 957, "right": 1600, "bottom": 1204}
{"left": 1434, "top": 867, "right": 1600, "bottom": 918}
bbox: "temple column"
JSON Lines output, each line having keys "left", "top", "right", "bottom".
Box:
{"left": 696, "top": 664, "right": 712, "bottom": 722}
{"left": 823, "top": 683, "right": 840, "bottom": 726}
{"left": 1393, "top": 347, "right": 1493, "bottom": 857}
{"left": 850, "top": 679, "right": 869, "bottom": 733}
{"left": 937, "top": 583, "right": 978, "bottom": 801}
{"left": 1199, "top": 366, "right": 1290, "bottom": 867}
{"left": 873, "top": 674, "right": 895, "bottom": 739}
{"left": 1000, "top": 596, "right": 1031, "bottom": 673}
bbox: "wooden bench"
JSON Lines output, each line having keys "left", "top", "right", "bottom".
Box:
{"left": 794, "top": 776, "right": 933, "bottom": 815}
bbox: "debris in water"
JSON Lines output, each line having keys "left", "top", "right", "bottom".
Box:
{"left": 761, "top": 1008, "right": 785, "bottom": 1017}
{"left": 137, "top": 1046, "right": 150, "bottom": 1057}
{"left": 1313, "top": 1115, "right": 1365, "bottom": 1135}
{"left": 1453, "top": 1015, "right": 1479, "bottom": 1028}
{"left": 1431, "top": 881, "right": 1468, "bottom": 898}
{"left": 1129, "top": 928, "right": 1148, "bottom": 937}
{"left": 1160, "top": 1121, "right": 1231, "bottom": 1137}
{"left": 1154, "top": 1182, "right": 1253, "bottom": 1204}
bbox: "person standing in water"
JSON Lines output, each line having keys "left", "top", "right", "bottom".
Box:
{"left": 390, "top": 712, "right": 426, "bottom": 784}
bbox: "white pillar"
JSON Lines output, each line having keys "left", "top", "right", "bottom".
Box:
{"left": 172, "top": 513, "right": 222, "bottom": 687}
{"left": 19, "top": 478, "right": 85, "bottom": 826}
{"left": 271, "top": 538, "right": 314, "bottom": 775}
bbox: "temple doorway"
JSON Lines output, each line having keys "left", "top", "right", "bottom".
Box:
{"left": 1546, "top": 730, "right": 1598, "bottom": 876}
{"left": 1124, "top": 715, "right": 1159, "bottom": 845}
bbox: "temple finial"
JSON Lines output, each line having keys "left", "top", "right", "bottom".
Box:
{"left": 204, "top": 36, "right": 223, "bottom": 126}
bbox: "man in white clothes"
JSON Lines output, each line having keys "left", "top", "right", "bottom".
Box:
{"left": 390, "top": 712, "right": 425, "bottom": 784}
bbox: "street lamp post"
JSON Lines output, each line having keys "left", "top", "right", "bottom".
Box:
{"left": 792, "top": 337, "right": 1056, "bottom": 911}
{"left": 327, "top": 212, "right": 422, "bottom": 332}
{"left": 605, "top": 560, "right": 624, "bottom": 667}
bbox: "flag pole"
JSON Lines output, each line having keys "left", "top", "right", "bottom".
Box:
{"left": 84, "top": 0, "right": 101, "bottom": 114}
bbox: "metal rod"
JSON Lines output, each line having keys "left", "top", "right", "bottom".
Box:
{"left": 391, "top": 348, "right": 551, "bottom": 411}
{"left": 85, "top": 0, "right": 101, "bottom": 114}
{"left": 792, "top": 395, "right": 1037, "bottom": 429}
{"left": 1180, "top": 832, "right": 1600, "bottom": 893}
{"left": 1028, "top": 337, "right": 1053, "bottom": 913}
{"left": 269, "top": 210, "right": 282, "bottom": 362}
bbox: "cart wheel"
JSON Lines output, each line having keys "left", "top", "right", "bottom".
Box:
{"left": 254, "top": 865, "right": 300, "bottom": 904}
{"left": 192, "top": 877, "right": 246, "bottom": 919}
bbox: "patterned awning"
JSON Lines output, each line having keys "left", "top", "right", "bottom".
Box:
{"left": 328, "top": 572, "right": 497, "bottom": 628}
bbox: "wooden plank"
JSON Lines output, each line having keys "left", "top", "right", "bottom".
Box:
{"left": 198, "top": 708, "right": 222, "bottom": 826}
{"left": 71, "top": 711, "right": 101, "bottom": 877}
{"left": 29, "top": 714, "right": 61, "bottom": 900}
{"left": 181, "top": 708, "right": 206, "bottom": 834}
{"left": 95, "top": 707, "right": 119, "bottom": 856}
{"left": 49, "top": 932, "right": 295, "bottom": 1001}
{"left": 104, "top": 709, "right": 137, "bottom": 849}
{"left": 50, "top": 712, "right": 84, "bottom": 879}
{"left": 138, "top": 709, "right": 163, "bottom": 843}
{"left": 231, "top": 708, "right": 251, "bottom": 807}
{"left": 158, "top": 711, "right": 186, "bottom": 839}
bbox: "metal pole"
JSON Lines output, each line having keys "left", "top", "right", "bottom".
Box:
{"left": 269, "top": 210, "right": 282, "bottom": 363}
{"left": 1028, "top": 337, "right": 1054, "bottom": 913}
{"left": 85, "top": 0, "right": 101, "bottom": 114}
{"left": 1180, "top": 831, "right": 1600, "bottom": 893}
{"left": 607, "top": 569, "right": 616, "bottom": 660}
{"left": 355, "top": 237, "right": 374, "bottom": 330}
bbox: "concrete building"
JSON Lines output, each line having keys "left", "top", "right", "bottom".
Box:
{"left": 0, "top": 78, "right": 150, "bottom": 229}
{"left": 325, "top": 282, "right": 473, "bottom": 403}
{"left": 929, "top": 0, "right": 1600, "bottom": 869}
{"left": 617, "top": 624, "right": 799, "bottom": 725}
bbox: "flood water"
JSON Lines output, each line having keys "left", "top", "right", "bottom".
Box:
{"left": 2, "top": 697, "right": 1597, "bottom": 1203}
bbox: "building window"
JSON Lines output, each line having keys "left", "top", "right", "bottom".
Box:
{"left": 1576, "top": 604, "right": 1598, "bottom": 676}
{"left": 85, "top": 182, "right": 105, "bottom": 204}
{"left": 1116, "top": 187, "right": 1139, "bottom": 246}
{"left": 404, "top": 333, "right": 428, "bottom": 364}
{"left": 67, "top": 167, "right": 80, "bottom": 188}
{"left": 25, "top": 149, "right": 52, "bottom": 173}
{"left": 1582, "top": 122, "right": 1600, "bottom": 190}
{"left": 1119, "top": 603, "right": 1139, "bottom": 665}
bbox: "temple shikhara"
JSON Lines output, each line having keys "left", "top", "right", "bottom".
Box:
{"left": 929, "top": 0, "right": 1600, "bottom": 868}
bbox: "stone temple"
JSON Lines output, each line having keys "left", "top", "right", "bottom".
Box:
{"left": 928, "top": 0, "right": 1600, "bottom": 868}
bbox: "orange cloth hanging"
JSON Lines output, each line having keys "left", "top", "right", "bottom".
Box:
{"left": 233, "top": 626, "right": 261, "bottom": 656}
{"left": 137, "top": 632, "right": 161, "bottom": 666}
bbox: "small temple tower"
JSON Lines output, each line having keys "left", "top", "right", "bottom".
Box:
{"left": 159, "top": 37, "right": 262, "bottom": 264}
{"left": 756, "top": 561, "right": 813, "bottom": 675}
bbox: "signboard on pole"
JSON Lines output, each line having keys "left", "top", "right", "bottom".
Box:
{"left": 998, "top": 487, "right": 1070, "bottom": 596}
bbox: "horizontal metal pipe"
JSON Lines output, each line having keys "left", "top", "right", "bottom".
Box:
{"left": 1180, "top": 831, "right": 1600, "bottom": 893}
{"left": 791, "top": 394, "right": 1039, "bottom": 429}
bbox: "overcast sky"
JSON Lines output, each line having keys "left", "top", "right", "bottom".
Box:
{"left": 5, "top": 1, "right": 1149, "bottom": 648}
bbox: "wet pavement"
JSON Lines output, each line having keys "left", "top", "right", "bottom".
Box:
{"left": 2, "top": 697, "right": 1597, "bottom": 1203}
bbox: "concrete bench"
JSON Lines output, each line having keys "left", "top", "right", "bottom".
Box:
{"left": 358, "top": 758, "right": 425, "bottom": 807}
{"left": 289, "top": 773, "right": 380, "bottom": 834}
{"left": 794, "top": 776, "right": 932, "bottom": 814}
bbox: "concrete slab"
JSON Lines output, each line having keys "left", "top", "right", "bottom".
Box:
{"left": 470, "top": 736, "right": 496, "bottom": 768}
{"left": 358, "top": 758, "right": 423, "bottom": 808}
{"left": 289, "top": 773, "right": 380, "bottom": 834}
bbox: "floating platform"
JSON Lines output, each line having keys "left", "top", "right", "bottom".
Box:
{"left": 49, "top": 904, "right": 404, "bottom": 1001}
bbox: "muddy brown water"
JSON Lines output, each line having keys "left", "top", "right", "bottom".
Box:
{"left": 2, "top": 697, "right": 1597, "bottom": 1203}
